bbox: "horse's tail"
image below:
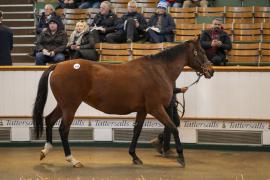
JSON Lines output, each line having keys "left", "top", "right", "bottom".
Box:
{"left": 32, "top": 64, "right": 57, "bottom": 139}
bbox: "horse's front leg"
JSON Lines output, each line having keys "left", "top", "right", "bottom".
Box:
{"left": 59, "top": 111, "right": 83, "bottom": 168}
{"left": 150, "top": 106, "right": 185, "bottom": 168}
{"left": 129, "top": 111, "right": 147, "bottom": 165}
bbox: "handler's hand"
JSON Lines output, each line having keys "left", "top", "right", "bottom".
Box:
{"left": 180, "top": 87, "right": 188, "bottom": 93}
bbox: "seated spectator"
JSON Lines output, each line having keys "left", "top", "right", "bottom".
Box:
{"left": 200, "top": 18, "right": 232, "bottom": 66}
{"left": 106, "top": 1, "right": 147, "bottom": 43}
{"left": 182, "top": 0, "right": 208, "bottom": 8}
{"left": 78, "top": 0, "right": 101, "bottom": 9}
{"left": 67, "top": 21, "right": 99, "bottom": 61}
{"left": 146, "top": 2, "right": 175, "bottom": 43}
{"left": 36, "top": 4, "right": 64, "bottom": 34}
{"left": 36, "top": 18, "right": 67, "bottom": 65}
{"left": 56, "top": 0, "right": 76, "bottom": 9}
{"left": 90, "top": 1, "right": 118, "bottom": 43}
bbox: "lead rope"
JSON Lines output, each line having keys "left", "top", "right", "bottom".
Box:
{"left": 177, "top": 73, "right": 202, "bottom": 118}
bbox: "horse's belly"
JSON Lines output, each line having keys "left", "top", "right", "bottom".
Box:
{"left": 84, "top": 95, "right": 142, "bottom": 115}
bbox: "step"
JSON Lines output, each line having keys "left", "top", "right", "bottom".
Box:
{"left": 0, "top": 4, "right": 34, "bottom": 12}
{"left": 2, "top": 19, "right": 34, "bottom": 27}
{"left": 10, "top": 27, "right": 36, "bottom": 35}
{"left": 12, "top": 44, "right": 35, "bottom": 54}
{"left": 11, "top": 53, "right": 35, "bottom": 63}
{"left": 3, "top": 12, "right": 34, "bottom": 19}
{"left": 0, "top": 0, "right": 33, "bottom": 5}
{"left": 13, "top": 35, "right": 36, "bottom": 44}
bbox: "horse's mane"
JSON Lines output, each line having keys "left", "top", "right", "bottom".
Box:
{"left": 148, "top": 40, "right": 192, "bottom": 61}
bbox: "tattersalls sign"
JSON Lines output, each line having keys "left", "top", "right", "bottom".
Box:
{"left": 181, "top": 120, "right": 267, "bottom": 130}
{"left": 0, "top": 118, "right": 268, "bottom": 130}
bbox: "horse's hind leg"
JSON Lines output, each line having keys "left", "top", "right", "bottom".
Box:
{"left": 40, "top": 105, "right": 62, "bottom": 160}
{"left": 129, "top": 111, "right": 147, "bottom": 165}
{"left": 150, "top": 106, "right": 185, "bottom": 167}
{"left": 59, "top": 110, "right": 83, "bottom": 168}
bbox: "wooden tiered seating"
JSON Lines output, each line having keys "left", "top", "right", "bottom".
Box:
{"left": 136, "top": 0, "right": 157, "bottom": 8}
{"left": 260, "top": 43, "right": 270, "bottom": 63}
{"left": 261, "top": 23, "right": 270, "bottom": 42}
{"left": 175, "top": 24, "right": 202, "bottom": 42}
{"left": 225, "top": 7, "right": 254, "bottom": 23}
{"left": 254, "top": 7, "right": 270, "bottom": 23}
{"left": 196, "top": 7, "right": 226, "bottom": 24}
{"left": 99, "top": 43, "right": 131, "bottom": 62}
{"left": 232, "top": 23, "right": 261, "bottom": 43}
{"left": 131, "top": 43, "right": 163, "bottom": 59}
{"left": 227, "top": 43, "right": 260, "bottom": 65}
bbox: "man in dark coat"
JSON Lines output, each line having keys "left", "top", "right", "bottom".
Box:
{"left": 90, "top": 1, "right": 118, "bottom": 43}
{"left": 36, "top": 18, "right": 67, "bottom": 65}
{"left": 200, "top": 18, "right": 232, "bottom": 66}
{"left": 0, "top": 11, "right": 13, "bottom": 65}
{"left": 147, "top": 2, "right": 175, "bottom": 43}
{"left": 106, "top": 1, "right": 147, "bottom": 43}
{"left": 36, "top": 4, "right": 64, "bottom": 34}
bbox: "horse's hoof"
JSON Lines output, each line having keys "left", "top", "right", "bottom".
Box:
{"left": 177, "top": 157, "right": 185, "bottom": 168}
{"left": 73, "top": 162, "right": 84, "bottom": 168}
{"left": 40, "top": 151, "right": 46, "bottom": 161}
{"left": 133, "top": 158, "right": 143, "bottom": 165}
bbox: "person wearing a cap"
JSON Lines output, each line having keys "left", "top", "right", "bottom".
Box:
{"left": 146, "top": 2, "right": 175, "bottom": 43}
{"left": 36, "top": 18, "right": 68, "bottom": 65}
{"left": 106, "top": 1, "right": 147, "bottom": 43}
{"left": 36, "top": 4, "right": 64, "bottom": 35}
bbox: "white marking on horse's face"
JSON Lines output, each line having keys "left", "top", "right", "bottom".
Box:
{"left": 73, "top": 63, "right": 80, "bottom": 70}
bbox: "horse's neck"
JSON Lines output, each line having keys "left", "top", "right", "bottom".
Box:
{"left": 164, "top": 56, "right": 187, "bottom": 82}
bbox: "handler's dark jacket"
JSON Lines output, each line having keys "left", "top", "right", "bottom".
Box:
{"left": 148, "top": 12, "right": 176, "bottom": 41}
{"left": 36, "top": 29, "right": 68, "bottom": 54}
{"left": 200, "top": 28, "right": 232, "bottom": 60}
{"left": 91, "top": 11, "right": 118, "bottom": 33}
{"left": 116, "top": 11, "right": 147, "bottom": 32}
{"left": 0, "top": 23, "right": 13, "bottom": 65}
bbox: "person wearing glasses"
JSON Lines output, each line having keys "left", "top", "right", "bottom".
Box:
{"left": 90, "top": 1, "right": 118, "bottom": 43}
{"left": 200, "top": 18, "right": 232, "bottom": 66}
{"left": 106, "top": 1, "right": 147, "bottom": 43}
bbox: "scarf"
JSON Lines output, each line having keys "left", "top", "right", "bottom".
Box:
{"left": 67, "top": 28, "right": 89, "bottom": 47}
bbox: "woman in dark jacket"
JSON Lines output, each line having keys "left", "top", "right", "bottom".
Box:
{"left": 147, "top": 2, "right": 175, "bottom": 43}
{"left": 67, "top": 21, "right": 99, "bottom": 61}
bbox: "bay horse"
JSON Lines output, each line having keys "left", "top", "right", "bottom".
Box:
{"left": 32, "top": 38, "right": 214, "bottom": 168}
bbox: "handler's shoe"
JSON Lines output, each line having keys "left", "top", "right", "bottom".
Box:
{"left": 150, "top": 137, "right": 162, "bottom": 154}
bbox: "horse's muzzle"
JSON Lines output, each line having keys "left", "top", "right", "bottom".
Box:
{"left": 204, "top": 68, "right": 214, "bottom": 79}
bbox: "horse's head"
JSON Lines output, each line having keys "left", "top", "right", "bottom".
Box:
{"left": 186, "top": 37, "right": 214, "bottom": 79}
